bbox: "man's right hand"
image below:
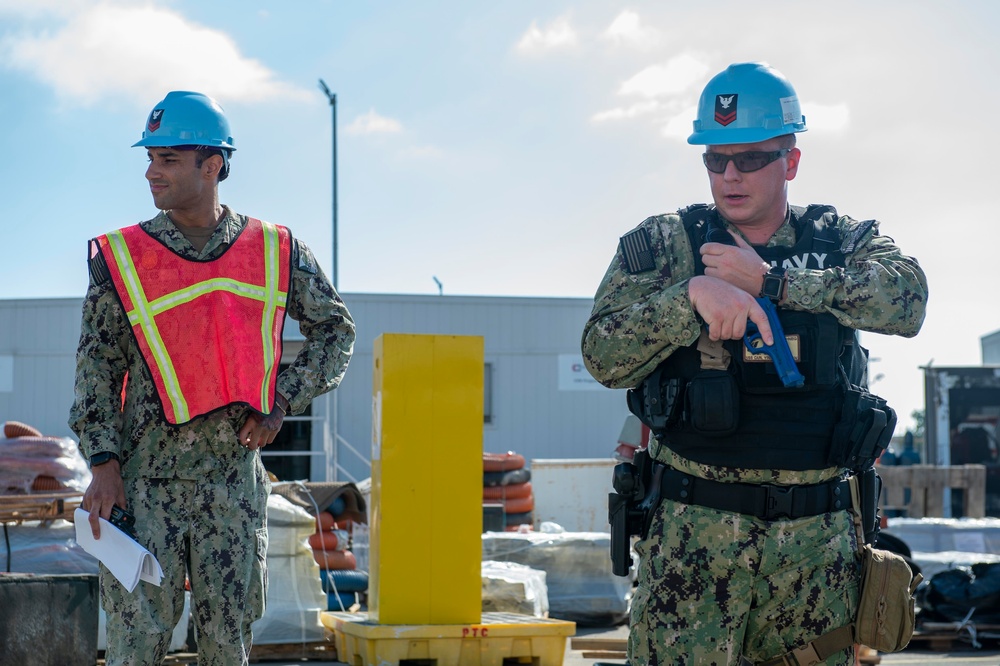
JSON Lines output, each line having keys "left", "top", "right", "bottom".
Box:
{"left": 82, "top": 460, "right": 126, "bottom": 540}
{"left": 688, "top": 275, "right": 773, "bottom": 345}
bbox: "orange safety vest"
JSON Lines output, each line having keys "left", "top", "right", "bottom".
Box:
{"left": 95, "top": 218, "right": 292, "bottom": 425}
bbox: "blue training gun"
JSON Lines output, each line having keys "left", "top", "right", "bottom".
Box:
{"left": 744, "top": 297, "right": 804, "bottom": 388}
{"left": 704, "top": 224, "right": 804, "bottom": 388}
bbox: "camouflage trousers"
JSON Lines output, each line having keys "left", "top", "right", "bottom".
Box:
{"left": 628, "top": 497, "right": 860, "bottom": 665}
{"left": 102, "top": 466, "right": 270, "bottom": 666}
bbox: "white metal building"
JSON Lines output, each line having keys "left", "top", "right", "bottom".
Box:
{"left": 0, "top": 295, "right": 629, "bottom": 483}
{"left": 983, "top": 328, "right": 1000, "bottom": 365}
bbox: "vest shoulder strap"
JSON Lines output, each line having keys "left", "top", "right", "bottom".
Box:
{"left": 88, "top": 238, "right": 111, "bottom": 286}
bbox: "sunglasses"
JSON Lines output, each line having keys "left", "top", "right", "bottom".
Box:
{"left": 702, "top": 148, "right": 791, "bottom": 174}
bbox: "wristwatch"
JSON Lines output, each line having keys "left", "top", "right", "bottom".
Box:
{"left": 760, "top": 266, "right": 787, "bottom": 303}
{"left": 90, "top": 451, "right": 121, "bottom": 468}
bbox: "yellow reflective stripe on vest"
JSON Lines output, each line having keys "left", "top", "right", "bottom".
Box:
{"left": 260, "top": 222, "right": 282, "bottom": 412}
{"left": 111, "top": 224, "right": 289, "bottom": 422}
{"left": 106, "top": 230, "right": 190, "bottom": 422}
{"left": 140, "top": 277, "right": 286, "bottom": 315}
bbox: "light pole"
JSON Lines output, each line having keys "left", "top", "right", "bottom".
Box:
{"left": 318, "top": 79, "right": 340, "bottom": 481}
{"left": 318, "top": 79, "right": 338, "bottom": 289}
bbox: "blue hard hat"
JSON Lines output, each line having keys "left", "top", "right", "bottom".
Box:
{"left": 132, "top": 91, "right": 236, "bottom": 150}
{"left": 688, "top": 62, "right": 807, "bottom": 145}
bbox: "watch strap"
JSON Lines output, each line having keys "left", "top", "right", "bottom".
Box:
{"left": 90, "top": 451, "right": 121, "bottom": 467}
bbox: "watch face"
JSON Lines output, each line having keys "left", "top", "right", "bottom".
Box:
{"left": 762, "top": 273, "right": 784, "bottom": 301}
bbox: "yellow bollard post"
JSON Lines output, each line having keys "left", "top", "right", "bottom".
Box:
{"left": 368, "top": 333, "right": 484, "bottom": 625}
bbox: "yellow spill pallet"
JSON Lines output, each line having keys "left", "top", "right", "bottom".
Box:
{"left": 322, "top": 611, "right": 576, "bottom": 666}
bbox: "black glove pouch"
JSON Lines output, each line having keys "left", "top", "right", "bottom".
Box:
{"left": 831, "top": 387, "right": 897, "bottom": 470}
{"left": 685, "top": 370, "right": 740, "bottom": 436}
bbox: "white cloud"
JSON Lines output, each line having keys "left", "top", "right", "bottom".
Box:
{"left": 619, "top": 53, "right": 711, "bottom": 99}
{"left": 601, "top": 10, "right": 660, "bottom": 49}
{"left": 661, "top": 105, "right": 698, "bottom": 141}
{"left": 0, "top": 0, "right": 84, "bottom": 18}
{"left": 346, "top": 109, "right": 403, "bottom": 135}
{"left": 515, "top": 17, "right": 578, "bottom": 54}
{"left": 802, "top": 101, "right": 850, "bottom": 132}
{"left": 0, "top": 3, "right": 309, "bottom": 106}
{"left": 591, "top": 100, "right": 663, "bottom": 123}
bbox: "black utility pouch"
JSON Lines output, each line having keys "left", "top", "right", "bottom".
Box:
{"left": 831, "top": 387, "right": 897, "bottom": 470}
{"left": 686, "top": 370, "right": 740, "bottom": 436}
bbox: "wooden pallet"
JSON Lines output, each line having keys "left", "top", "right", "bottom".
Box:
{"left": 249, "top": 640, "right": 338, "bottom": 662}
{"left": 877, "top": 464, "right": 986, "bottom": 518}
{"left": 100, "top": 641, "right": 338, "bottom": 665}
{"left": 569, "top": 637, "right": 880, "bottom": 664}
{"left": 571, "top": 636, "right": 626, "bottom": 660}
{"left": 0, "top": 492, "right": 81, "bottom": 524}
{"left": 908, "top": 622, "right": 1000, "bottom": 651}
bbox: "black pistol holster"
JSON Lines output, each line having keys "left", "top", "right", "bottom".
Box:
{"left": 609, "top": 448, "right": 663, "bottom": 577}
{"left": 626, "top": 366, "right": 682, "bottom": 432}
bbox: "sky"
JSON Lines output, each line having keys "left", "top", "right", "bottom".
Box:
{"left": 1, "top": 0, "right": 998, "bottom": 434}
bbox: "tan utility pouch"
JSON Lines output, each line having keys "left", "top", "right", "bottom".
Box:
{"left": 855, "top": 544, "right": 923, "bottom": 652}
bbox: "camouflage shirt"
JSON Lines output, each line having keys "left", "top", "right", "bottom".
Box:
{"left": 68, "top": 207, "right": 356, "bottom": 480}
{"left": 581, "top": 205, "right": 928, "bottom": 484}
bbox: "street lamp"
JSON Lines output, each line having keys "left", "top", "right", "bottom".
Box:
{"left": 318, "top": 79, "right": 338, "bottom": 289}
{"left": 318, "top": 79, "right": 340, "bottom": 481}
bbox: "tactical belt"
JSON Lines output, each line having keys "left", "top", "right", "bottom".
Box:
{"left": 660, "top": 467, "right": 852, "bottom": 521}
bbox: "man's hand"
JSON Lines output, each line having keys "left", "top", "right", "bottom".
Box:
{"left": 700, "top": 231, "right": 770, "bottom": 296}
{"left": 237, "top": 394, "right": 288, "bottom": 451}
{"left": 689, "top": 275, "right": 773, "bottom": 345}
{"left": 82, "top": 460, "right": 126, "bottom": 540}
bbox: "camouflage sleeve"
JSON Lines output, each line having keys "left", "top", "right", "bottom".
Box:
{"left": 581, "top": 214, "right": 702, "bottom": 390}
{"left": 783, "top": 216, "right": 927, "bottom": 337}
{"left": 277, "top": 239, "right": 356, "bottom": 415}
{"left": 67, "top": 280, "right": 129, "bottom": 459}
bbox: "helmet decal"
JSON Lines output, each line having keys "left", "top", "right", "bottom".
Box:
{"left": 147, "top": 108, "right": 164, "bottom": 133}
{"left": 779, "top": 96, "right": 800, "bottom": 125}
{"left": 714, "top": 94, "right": 738, "bottom": 127}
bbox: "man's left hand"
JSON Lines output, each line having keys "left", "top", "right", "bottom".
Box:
{"left": 700, "top": 231, "right": 771, "bottom": 296}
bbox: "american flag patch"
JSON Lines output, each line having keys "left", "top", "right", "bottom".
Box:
{"left": 843, "top": 220, "right": 876, "bottom": 253}
{"left": 619, "top": 228, "right": 655, "bottom": 274}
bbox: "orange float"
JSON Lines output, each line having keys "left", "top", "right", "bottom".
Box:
{"left": 483, "top": 451, "right": 526, "bottom": 472}
{"left": 313, "top": 548, "right": 356, "bottom": 570}
{"left": 308, "top": 530, "right": 342, "bottom": 552}
{"left": 3, "top": 421, "right": 43, "bottom": 438}
{"left": 31, "top": 476, "right": 68, "bottom": 492}
{"left": 316, "top": 511, "right": 338, "bottom": 532}
{"left": 502, "top": 494, "right": 534, "bottom": 515}
{"left": 482, "top": 481, "right": 532, "bottom": 501}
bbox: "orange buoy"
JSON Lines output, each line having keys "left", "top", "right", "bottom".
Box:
{"left": 3, "top": 421, "right": 43, "bottom": 438}
{"left": 308, "top": 530, "right": 342, "bottom": 552}
{"left": 483, "top": 451, "right": 526, "bottom": 472}
{"left": 313, "top": 548, "right": 357, "bottom": 570}
{"left": 483, "top": 481, "right": 532, "bottom": 501}
{"left": 502, "top": 494, "right": 534, "bottom": 515}
{"left": 316, "top": 511, "right": 338, "bottom": 532}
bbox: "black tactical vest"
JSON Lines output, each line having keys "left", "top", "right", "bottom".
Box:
{"left": 655, "top": 204, "right": 869, "bottom": 470}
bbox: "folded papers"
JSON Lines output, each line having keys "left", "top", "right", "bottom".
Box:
{"left": 74, "top": 508, "right": 163, "bottom": 592}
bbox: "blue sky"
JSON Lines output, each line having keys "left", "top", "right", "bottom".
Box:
{"left": 1, "top": 0, "right": 998, "bottom": 433}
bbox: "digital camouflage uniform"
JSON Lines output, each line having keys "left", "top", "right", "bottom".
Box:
{"left": 69, "top": 207, "right": 355, "bottom": 666}
{"left": 582, "top": 207, "right": 927, "bottom": 665}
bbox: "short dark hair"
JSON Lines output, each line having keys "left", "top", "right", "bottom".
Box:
{"left": 193, "top": 148, "right": 222, "bottom": 168}
{"left": 776, "top": 134, "right": 797, "bottom": 149}
{"left": 192, "top": 147, "right": 231, "bottom": 182}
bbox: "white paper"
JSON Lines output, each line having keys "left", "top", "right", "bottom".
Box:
{"left": 74, "top": 508, "right": 163, "bottom": 592}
